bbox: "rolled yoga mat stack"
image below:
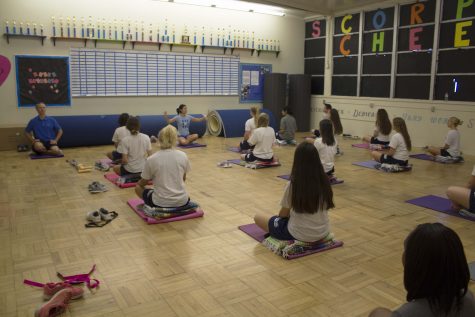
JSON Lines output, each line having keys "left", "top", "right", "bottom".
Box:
{"left": 207, "top": 109, "right": 278, "bottom": 138}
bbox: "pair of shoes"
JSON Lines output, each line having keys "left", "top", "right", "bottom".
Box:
{"left": 459, "top": 209, "right": 475, "bottom": 218}
{"left": 217, "top": 161, "right": 232, "bottom": 168}
{"left": 276, "top": 139, "right": 287, "bottom": 145}
{"left": 43, "top": 282, "right": 84, "bottom": 300}
{"left": 35, "top": 287, "right": 84, "bottom": 317}
{"left": 94, "top": 161, "right": 110, "bottom": 172}
{"left": 17, "top": 144, "right": 30, "bottom": 152}
{"left": 88, "top": 182, "right": 108, "bottom": 193}
{"left": 86, "top": 208, "right": 115, "bottom": 223}
{"left": 67, "top": 159, "right": 78, "bottom": 167}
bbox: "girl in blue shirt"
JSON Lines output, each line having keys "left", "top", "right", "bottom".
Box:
{"left": 163, "top": 104, "right": 207, "bottom": 146}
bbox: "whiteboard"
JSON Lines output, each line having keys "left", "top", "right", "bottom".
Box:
{"left": 70, "top": 48, "right": 239, "bottom": 97}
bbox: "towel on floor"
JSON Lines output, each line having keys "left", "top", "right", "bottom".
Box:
{"left": 138, "top": 201, "right": 200, "bottom": 219}
{"left": 262, "top": 233, "right": 339, "bottom": 259}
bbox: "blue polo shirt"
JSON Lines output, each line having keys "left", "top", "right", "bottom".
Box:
{"left": 25, "top": 116, "right": 62, "bottom": 141}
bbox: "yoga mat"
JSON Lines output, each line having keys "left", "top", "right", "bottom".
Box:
{"left": 228, "top": 147, "right": 242, "bottom": 153}
{"left": 352, "top": 143, "right": 370, "bottom": 149}
{"left": 29, "top": 153, "right": 64, "bottom": 159}
{"left": 228, "top": 159, "right": 281, "bottom": 169}
{"left": 352, "top": 161, "right": 380, "bottom": 170}
{"left": 177, "top": 143, "right": 207, "bottom": 149}
{"left": 104, "top": 173, "right": 151, "bottom": 188}
{"left": 406, "top": 195, "right": 475, "bottom": 222}
{"left": 98, "top": 158, "right": 117, "bottom": 166}
{"left": 238, "top": 224, "right": 344, "bottom": 259}
{"left": 128, "top": 198, "right": 204, "bottom": 224}
{"left": 277, "top": 175, "right": 290, "bottom": 180}
{"left": 207, "top": 109, "right": 277, "bottom": 138}
{"left": 409, "top": 153, "right": 435, "bottom": 161}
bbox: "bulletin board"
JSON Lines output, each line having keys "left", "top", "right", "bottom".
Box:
{"left": 238, "top": 63, "right": 272, "bottom": 103}
{"left": 15, "top": 55, "right": 71, "bottom": 107}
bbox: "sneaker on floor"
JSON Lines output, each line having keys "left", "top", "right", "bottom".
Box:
{"left": 86, "top": 211, "right": 102, "bottom": 223}
{"left": 88, "top": 182, "right": 108, "bottom": 193}
{"left": 459, "top": 209, "right": 475, "bottom": 218}
{"left": 99, "top": 208, "right": 114, "bottom": 221}
{"left": 95, "top": 162, "right": 110, "bottom": 172}
{"left": 43, "top": 282, "right": 84, "bottom": 300}
{"left": 35, "top": 288, "right": 78, "bottom": 317}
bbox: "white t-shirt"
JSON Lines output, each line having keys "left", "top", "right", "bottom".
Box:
{"left": 112, "top": 126, "right": 131, "bottom": 145}
{"left": 248, "top": 126, "right": 275, "bottom": 159}
{"left": 244, "top": 118, "right": 256, "bottom": 132}
{"left": 280, "top": 183, "right": 330, "bottom": 242}
{"left": 389, "top": 132, "right": 409, "bottom": 161}
{"left": 117, "top": 133, "right": 152, "bottom": 173}
{"left": 141, "top": 149, "right": 191, "bottom": 207}
{"left": 313, "top": 138, "right": 337, "bottom": 173}
{"left": 374, "top": 126, "right": 390, "bottom": 142}
{"left": 445, "top": 129, "right": 460, "bottom": 157}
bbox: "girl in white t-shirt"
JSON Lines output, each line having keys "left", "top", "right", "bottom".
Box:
{"left": 363, "top": 109, "right": 392, "bottom": 145}
{"left": 241, "top": 113, "right": 275, "bottom": 162}
{"left": 372, "top": 117, "right": 412, "bottom": 166}
{"left": 135, "top": 125, "right": 191, "bottom": 208}
{"left": 313, "top": 119, "right": 337, "bottom": 176}
{"left": 113, "top": 116, "right": 152, "bottom": 176}
{"left": 446, "top": 165, "right": 475, "bottom": 218}
{"left": 253, "top": 142, "right": 334, "bottom": 242}
{"left": 239, "top": 106, "right": 259, "bottom": 151}
{"left": 427, "top": 117, "right": 463, "bottom": 158}
{"left": 106, "top": 113, "right": 130, "bottom": 161}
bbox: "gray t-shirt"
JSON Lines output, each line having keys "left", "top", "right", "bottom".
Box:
{"left": 280, "top": 115, "right": 297, "bottom": 141}
{"left": 173, "top": 115, "right": 193, "bottom": 137}
{"left": 392, "top": 291, "right": 475, "bottom": 317}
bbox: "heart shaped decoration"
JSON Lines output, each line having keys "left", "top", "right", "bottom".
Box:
{"left": 0, "top": 55, "right": 11, "bottom": 87}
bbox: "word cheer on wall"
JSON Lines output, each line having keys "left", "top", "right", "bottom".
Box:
{"left": 304, "top": 0, "right": 475, "bottom": 102}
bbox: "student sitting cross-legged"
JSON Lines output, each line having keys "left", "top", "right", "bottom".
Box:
{"left": 241, "top": 113, "right": 276, "bottom": 163}
{"left": 135, "top": 125, "right": 191, "bottom": 208}
{"left": 112, "top": 116, "right": 152, "bottom": 176}
{"left": 368, "top": 223, "right": 475, "bottom": 317}
{"left": 254, "top": 142, "right": 334, "bottom": 242}
{"left": 106, "top": 112, "right": 130, "bottom": 162}
{"left": 446, "top": 165, "right": 475, "bottom": 219}
{"left": 371, "top": 117, "right": 411, "bottom": 166}
{"left": 314, "top": 119, "right": 338, "bottom": 177}
{"left": 163, "top": 104, "right": 207, "bottom": 146}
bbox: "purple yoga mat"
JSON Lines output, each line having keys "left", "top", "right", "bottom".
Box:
{"left": 352, "top": 160, "right": 380, "bottom": 169}
{"left": 352, "top": 143, "right": 370, "bottom": 149}
{"left": 128, "top": 198, "right": 204, "bottom": 224}
{"left": 238, "top": 223, "right": 344, "bottom": 259}
{"left": 228, "top": 147, "right": 242, "bottom": 153}
{"left": 29, "top": 153, "right": 64, "bottom": 159}
{"left": 277, "top": 175, "right": 290, "bottom": 180}
{"left": 178, "top": 143, "right": 207, "bottom": 149}
{"left": 406, "top": 195, "right": 475, "bottom": 222}
{"left": 409, "top": 153, "right": 435, "bottom": 161}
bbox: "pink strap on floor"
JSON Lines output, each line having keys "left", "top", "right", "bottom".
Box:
{"left": 57, "top": 264, "right": 100, "bottom": 289}
{"left": 23, "top": 279, "right": 45, "bottom": 288}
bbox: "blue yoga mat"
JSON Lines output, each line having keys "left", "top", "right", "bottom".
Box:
{"left": 208, "top": 109, "right": 277, "bottom": 138}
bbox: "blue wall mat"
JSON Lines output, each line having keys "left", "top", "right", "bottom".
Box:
{"left": 214, "top": 109, "right": 277, "bottom": 138}
{"left": 54, "top": 114, "right": 206, "bottom": 148}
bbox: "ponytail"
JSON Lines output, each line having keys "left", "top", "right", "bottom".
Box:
{"left": 449, "top": 117, "right": 463, "bottom": 127}
{"left": 393, "top": 117, "right": 411, "bottom": 151}
{"left": 250, "top": 106, "right": 260, "bottom": 126}
{"left": 177, "top": 104, "right": 186, "bottom": 115}
{"left": 126, "top": 116, "right": 140, "bottom": 135}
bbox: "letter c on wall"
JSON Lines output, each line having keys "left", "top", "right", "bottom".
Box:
{"left": 340, "top": 35, "right": 351, "bottom": 55}
{"left": 341, "top": 15, "right": 353, "bottom": 34}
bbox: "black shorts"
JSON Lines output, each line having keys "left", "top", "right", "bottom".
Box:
{"left": 244, "top": 152, "right": 273, "bottom": 163}
{"left": 239, "top": 140, "right": 254, "bottom": 151}
{"left": 440, "top": 149, "right": 451, "bottom": 157}
{"left": 142, "top": 188, "right": 190, "bottom": 208}
{"left": 112, "top": 150, "right": 123, "bottom": 161}
{"left": 370, "top": 137, "right": 390, "bottom": 146}
{"left": 470, "top": 189, "right": 475, "bottom": 212}
{"left": 33, "top": 140, "right": 53, "bottom": 154}
{"left": 326, "top": 167, "right": 335, "bottom": 176}
{"left": 268, "top": 216, "right": 295, "bottom": 240}
{"left": 120, "top": 165, "right": 134, "bottom": 176}
{"left": 380, "top": 155, "right": 408, "bottom": 166}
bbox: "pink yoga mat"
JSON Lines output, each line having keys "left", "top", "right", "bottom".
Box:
{"left": 127, "top": 198, "right": 204, "bottom": 224}
{"left": 29, "top": 153, "right": 64, "bottom": 159}
{"left": 406, "top": 195, "right": 475, "bottom": 222}
{"left": 98, "top": 158, "right": 117, "bottom": 166}
{"left": 104, "top": 173, "right": 151, "bottom": 188}
{"left": 238, "top": 224, "right": 344, "bottom": 259}
{"left": 352, "top": 143, "right": 370, "bottom": 149}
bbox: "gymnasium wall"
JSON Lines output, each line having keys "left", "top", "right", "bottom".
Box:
{"left": 308, "top": 0, "right": 475, "bottom": 155}
{"left": 0, "top": 0, "right": 304, "bottom": 126}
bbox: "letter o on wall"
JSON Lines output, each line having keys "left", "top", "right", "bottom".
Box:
{"left": 372, "top": 10, "right": 387, "bottom": 30}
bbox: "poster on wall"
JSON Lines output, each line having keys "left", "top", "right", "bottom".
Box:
{"left": 15, "top": 55, "right": 71, "bottom": 107}
{"left": 239, "top": 63, "right": 272, "bottom": 103}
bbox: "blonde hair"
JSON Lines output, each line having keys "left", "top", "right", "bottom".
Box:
{"left": 250, "top": 106, "right": 260, "bottom": 126}
{"left": 257, "top": 113, "right": 269, "bottom": 128}
{"left": 158, "top": 124, "right": 178, "bottom": 149}
{"left": 448, "top": 117, "right": 463, "bottom": 128}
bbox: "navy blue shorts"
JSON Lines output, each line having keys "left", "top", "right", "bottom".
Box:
{"left": 142, "top": 188, "right": 190, "bottom": 208}
{"left": 470, "top": 189, "right": 475, "bottom": 212}
{"left": 380, "top": 155, "right": 408, "bottom": 166}
{"left": 244, "top": 152, "right": 273, "bottom": 163}
{"left": 440, "top": 148, "right": 451, "bottom": 157}
{"left": 268, "top": 216, "right": 295, "bottom": 240}
{"left": 112, "top": 150, "right": 123, "bottom": 161}
{"left": 370, "top": 137, "right": 390, "bottom": 146}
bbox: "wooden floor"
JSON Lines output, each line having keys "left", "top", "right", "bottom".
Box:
{"left": 1, "top": 133, "right": 474, "bottom": 317}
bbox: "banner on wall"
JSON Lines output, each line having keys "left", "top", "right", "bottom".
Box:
{"left": 239, "top": 63, "right": 272, "bottom": 103}
{"left": 15, "top": 55, "right": 71, "bottom": 107}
